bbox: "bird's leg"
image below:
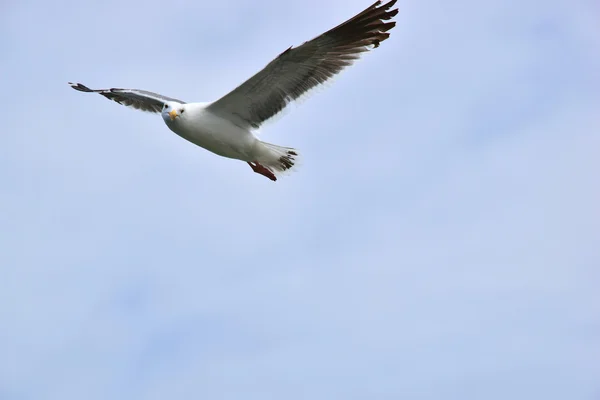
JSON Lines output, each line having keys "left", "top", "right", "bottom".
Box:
{"left": 247, "top": 162, "right": 277, "bottom": 181}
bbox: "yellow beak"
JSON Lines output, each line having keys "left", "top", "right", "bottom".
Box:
{"left": 168, "top": 109, "right": 179, "bottom": 121}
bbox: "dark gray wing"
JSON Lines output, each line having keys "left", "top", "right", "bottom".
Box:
{"left": 68, "top": 82, "right": 186, "bottom": 113}
{"left": 206, "top": 0, "right": 398, "bottom": 129}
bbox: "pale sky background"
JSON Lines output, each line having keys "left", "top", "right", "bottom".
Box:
{"left": 1, "top": 0, "right": 599, "bottom": 399}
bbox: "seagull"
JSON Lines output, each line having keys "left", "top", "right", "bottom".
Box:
{"left": 69, "top": 0, "right": 398, "bottom": 182}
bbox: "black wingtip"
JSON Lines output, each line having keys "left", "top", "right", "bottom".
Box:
{"left": 68, "top": 82, "right": 94, "bottom": 92}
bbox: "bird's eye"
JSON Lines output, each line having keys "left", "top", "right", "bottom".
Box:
{"left": 180, "top": 109, "right": 184, "bottom": 114}
{"left": 164, "top": 104, "right": 168, "bottom": 109}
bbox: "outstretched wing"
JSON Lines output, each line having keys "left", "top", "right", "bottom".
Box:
{"left": 206, "top": 0, "right": 398, "bottom": 129}
{"left": 68, "top": 82, "right": 186, "bottom": 113}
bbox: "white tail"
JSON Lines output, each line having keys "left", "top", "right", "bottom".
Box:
{"left": 257, "top": 141, "right": 301, "bottom": 177}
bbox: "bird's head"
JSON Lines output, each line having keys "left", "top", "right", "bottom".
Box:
{"left": 161, "top": 102, "right": 187, "bottom": 123}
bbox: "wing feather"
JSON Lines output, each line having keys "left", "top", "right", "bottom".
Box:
{"left": 68, "top": 82, "right": 186, "bottom": 113}
{"left": 206, "top": 0, "right": 398, "bottom": 129}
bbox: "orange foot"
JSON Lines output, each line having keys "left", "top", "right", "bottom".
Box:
{"left": 247, "top": 162, "right": 277, "bottom": 181}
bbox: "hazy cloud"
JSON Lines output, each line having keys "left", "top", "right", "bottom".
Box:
{"left": 1, "top": 0, "right": 598, "bottom": 399}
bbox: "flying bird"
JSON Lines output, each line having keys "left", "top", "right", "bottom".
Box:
{"left": 69, "top": 0, "right": 398, "bottom": 181}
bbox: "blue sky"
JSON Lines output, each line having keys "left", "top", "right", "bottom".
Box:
{"left": 1, "top": 0, "right": 599, "bottom": 399}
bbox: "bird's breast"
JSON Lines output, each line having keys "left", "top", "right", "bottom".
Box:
{"left": 164, "top": 107, "right": 255, "bottom": 160}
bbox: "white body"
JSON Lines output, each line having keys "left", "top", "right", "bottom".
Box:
{"left": 160, "top": 102, "right": 296, "bottom": 177}
{"left": 163, "top": 102, "right": 257, "bottom": 160}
